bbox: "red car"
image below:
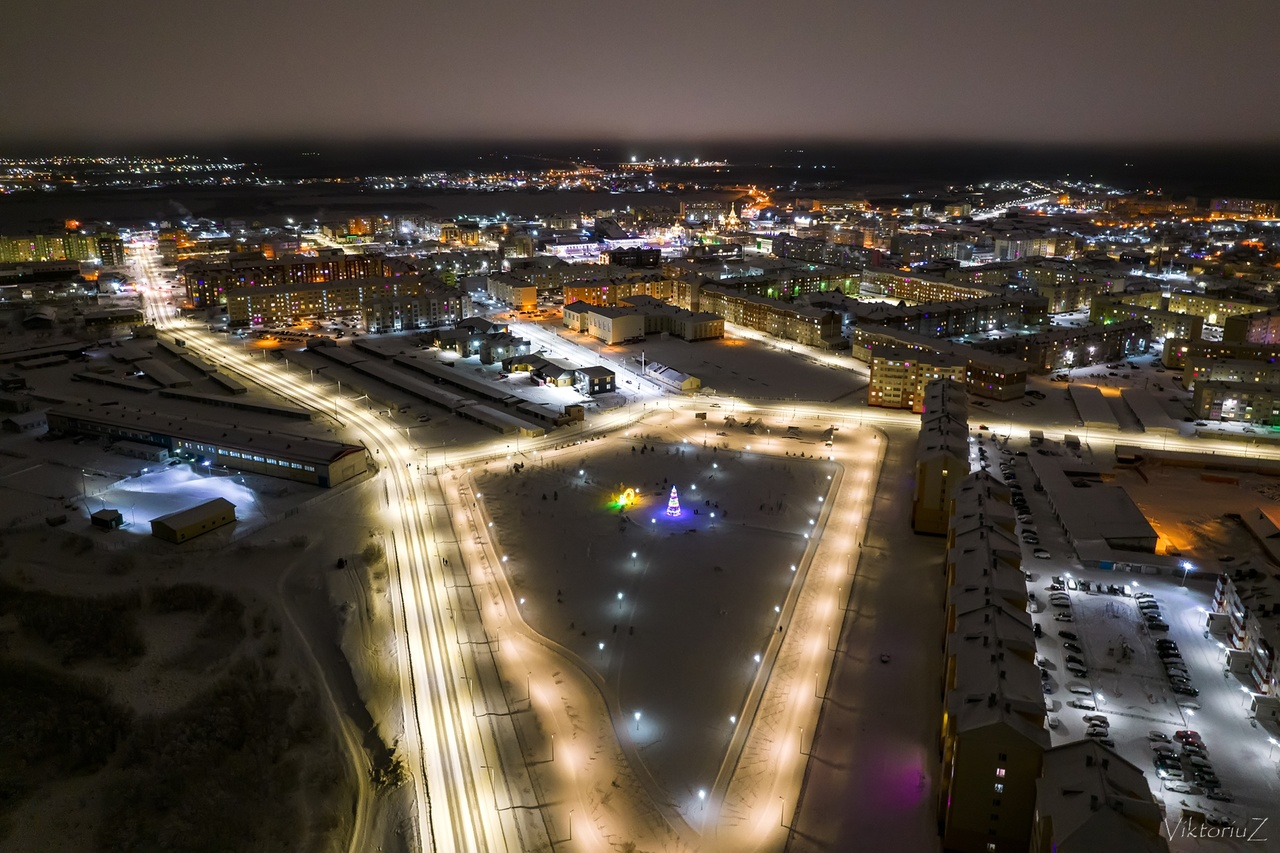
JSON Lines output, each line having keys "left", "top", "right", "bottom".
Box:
{"left": 1174, "top": 730, "right": 1202, "bottom": 743}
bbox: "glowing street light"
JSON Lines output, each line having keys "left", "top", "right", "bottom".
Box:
{"left": 634, "top": 710, "right": 642, "bottom": 731}
{"left": 1181, "top": 561, "right": 1194, "bottom": 587}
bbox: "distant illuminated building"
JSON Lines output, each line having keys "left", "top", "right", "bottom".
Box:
{"left": 666, "top": 486, "right": 681, "bottom": 517}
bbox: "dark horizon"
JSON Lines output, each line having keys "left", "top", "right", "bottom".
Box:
{"left": 6, "top": 139, "right": 1280, "bottom": 200}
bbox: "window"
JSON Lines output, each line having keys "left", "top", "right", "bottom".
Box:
{"left": 994, "top": 783, "right": 1004, "bottom": 794}
{"left": 995, "top": 768, "right": 1006, "bottom": 778}
{"left": 987, "top": 844, "right": 996, "bottom": 851}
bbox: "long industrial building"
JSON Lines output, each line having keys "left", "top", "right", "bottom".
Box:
{"left": 47, "top": 403, "right": 368, "bottom": 488}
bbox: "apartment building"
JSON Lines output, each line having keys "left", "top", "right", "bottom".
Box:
{"left": 698, "top": 284, "right": 840, "bottom": 347}
{"left": 913, "top": 378, "right": 970, "bottom": 534}
{"left": 182, "top": 249, "right": 386, "bottom": 308}
{"left": 867, "top": 346, "right": 967, "bottom": 412}
{"left": 860, "top": 266, "right": 996, "bottom": 303}
{"left": 226, "top": 277, "right": 425, "bottom": 326}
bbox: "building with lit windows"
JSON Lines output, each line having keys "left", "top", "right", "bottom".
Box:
{"left": 1192, "top": 380, "right": 1280, "bottom": 424}
{"left": 982, "top": 320, "right": 1149, "bottom": 374}
{"left": 563, "top": 296, "right": 723, "bottom": 344}
{"left": 182, "top": 249, "right": 387, "bottom": 308}
{"left": 561, "top": 273, "right": 678, "bottom": 307}
{"left": 485, "top": 272, "right": 538, "bottom": 312}
{"left": 46, "top": 404, "right": 367, "bottom": 488}
{"left": 226, "top": 277, "right": 428, "bottom": 326}
{"left": 362, "top": 287, "right": 470, "bottom": 333}
{"left": 939, "top": 471, "right": 1049, "bottom": 853}
{"left": 1185, "top": 357, "right": 1280, "bottom": 392}
{"left": 1224, "top": 306, "right": 1280, "bottom": 345}
{"left": 854, "top": 293, "right": 1046, "bottom": 338}
{"left": 851, "top": 325, "right": 1028, "bottom": 401}
{"left": 1030, "top": 742, "right": 1167, "bottom": 853}
{"left": 1089, "top": 295, "right": 1204, "bottom": 343}
{"left": 1210, "top": 573, "right": 1278, "bottom": 698}
{"left": 868, "top": 346, "right": 967, "bottom": 412}
{"left": 1122, "top": 290, "right": 1271, "bottom": 329}
{"left": 860, "top": 267, "right": 997, "bottom": 303}
{"left": 698, "top": 285, "right": 840, "bottom": 347}
{"left": 0, "top": 232, "right": 100, "bottom": 263}
{"left": 913, "top": 378, "right": 970, "bottom": 534}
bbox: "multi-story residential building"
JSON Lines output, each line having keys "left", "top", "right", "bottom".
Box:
{"left": 948, "top": 260, "right": 1125, "bottom": 313}
{"left": 1186, "top": 357, "right": 1280, "bottom": 391}
{"left": 850, "top": 325, "right": 1028, "bottom": 400}
{"left": 679, "top": 199, "right": 734, "bottom": 222}
{"left": 182, "top": 249, "right": 387, "bottom": 308}
{"left": 698, "top": 284, "right": 840, "bottom": 347}
{"left": 939, "top": 474, "right": 1048, "bottom": 853}
{"left": 1123, "top": 289, "right": 1274, "bottom": 329}
{"left": 867, "top": 346, "right": 967, "bottom": 412}
{"left": 0, "top": 232, "right": 100, "bottom": 263}
{"left": 980, "top": 320, "right": 1150, "bottom": 374}
{"left": 860, "top": 267, "right": 996, "bottom": 303}
{"left": 913, "top": 378, "right": 970, "bottom": 534}
{"left": 1030, "top": 742, "right": 1168, "bottom": 853}
{"left": 96, "top": 235, "right": 125, "bottom": 266}
{"left": 1210, "top": 198, "right": 1279, "bottom": 220}
{"left": 1192, "top": 380, "right": 1280, "bottom": 424}
{"left": 1167, "top": 338, "right": 1280, "bottom": 371}
{"left": 561, "top": 273, "right": 678, "bottom": 307}
{"left": 226, "top": 277, "right": 425, "bottom": 326}
{"left": 1224, "top": 306, "right": 1280, "bottom": 344}
{"left": 771, "top": 233, "right": 863, "bottom": 267}
{"left": 1089, "top": 295, "right": 1204, "bottom": 343}
{"left": 1211, "top": 574, "right": 1277, "bottom": 697}
{"left": 855, "top": 293, "right": 1046, "bottom": 338}
{"left": 992, "top": 232, "right": 1059, "bottom": 261}
{"left": 485, "top": 272, "right": 538, "bottom": 311}
{"left": 362, "top": 287, "right": 470, "bottom": 333}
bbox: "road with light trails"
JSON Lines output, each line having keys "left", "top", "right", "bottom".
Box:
{"left": 132, "top": 249, "right": 519, "bottom": 853}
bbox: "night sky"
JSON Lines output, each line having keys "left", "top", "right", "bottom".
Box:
{"left": 2, "top": 0, "right": 1278, "bottom": 147}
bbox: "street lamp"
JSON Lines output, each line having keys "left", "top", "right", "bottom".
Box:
{"left": 1181, "top": 561, "right": 1194, "bottom": 587}
{"left": 634, "top": 710, "right": 641, "bottom": 731}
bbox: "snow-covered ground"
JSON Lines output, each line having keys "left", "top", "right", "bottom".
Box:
{"left": 1003, "top": 443, "right": 1280, "bottom": 849}
{"left": 513, "top": 316, "right": 867, "bottom": 404}
{"left": 476, "top": 431, "right": 836, "bottom": 805}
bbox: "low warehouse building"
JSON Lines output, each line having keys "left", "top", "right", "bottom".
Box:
{"left": 151, "top": 498, "right": 236, "bottom": 543}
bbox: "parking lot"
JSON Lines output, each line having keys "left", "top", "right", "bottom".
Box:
{"left": 993, "top": 441, "right": 1280, "bottom": 839}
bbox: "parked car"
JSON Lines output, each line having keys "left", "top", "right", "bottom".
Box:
{"left": 1206, "top": 790, "right": 1234, "bottom": 802}
{"left": 1149, "top": 731, "right": 1171, "bottom": 742}
{"left": 1059, "top": 631, "right": 1079, "bottom": 640}
{"left": 1164, "top": 781, "right": 1195, "bottom": 794}
{"left": 1174, "top": 730, "right": 1202, "bottom": 743}
{"left": 1063, "top": 641, "right": 1083, "bottom": 653}
{"left": 1033, "top": 549, "right": 1051, "bottom": 559}
{"left": 1082, "top": 714, "right": 1109, "bottom": 726}
{"left": 1067, "top": 699, "right": 1096, "bottom": 710}
{"left": 1053, "top": 613, "right": 1074, "bottom": 622}
{"left": 1172, "top": 684, "right": 1200, "bottom": 696}
{"left": 1086, "top": 726, "right": 1110, "bottom": 737}
{"left": 1151, "top": 744, "right": 1177, "bottom": 756}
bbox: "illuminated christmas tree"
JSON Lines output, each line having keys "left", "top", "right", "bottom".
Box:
{"left": 666, "top": 485, "right": 681, "bottom": 517}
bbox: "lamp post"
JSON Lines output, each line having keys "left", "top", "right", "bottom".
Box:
{"left": 1181, "top": 561, "right": 1194, "bottom": 587}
